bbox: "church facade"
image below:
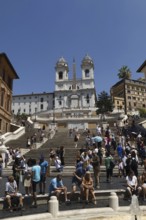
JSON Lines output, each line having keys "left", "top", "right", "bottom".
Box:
{"left": 12, "top": 55, "right": 98, "bottom": 129}
{"left": 54, "top": 55, "right": 96, "bottom": 110}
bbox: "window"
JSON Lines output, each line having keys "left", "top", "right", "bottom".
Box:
{"left": 117, "top": 101, "right": 119, "bottom": 104}
{"left": 59, "top": 100, "right": 62, "bottom": 105}
{"left": 58, "top": 71, "right": 63, "bottom": 80}
{"left": 85, "top": 69, "right": 89, "bottom": 77}
{"left": 86, "top": 94, "right": 90, "bottom": 104}
{"left": 41, "top": 104, "right": 43, "bottom": 110}
{"left": 1, "top": 90, "right": 4, "bottom": 107}
{"left": 40, "top": 98, "right": 44, "bottom": 102}
{"left": 6, "top": 96, "right": 10, "bottom": 112}
{"left": 128, "top": 96, "right": 131, "bottom": 99}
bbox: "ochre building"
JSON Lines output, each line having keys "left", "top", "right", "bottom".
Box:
{"left": 0, "top": 53, "right": 19, "bottom": 133}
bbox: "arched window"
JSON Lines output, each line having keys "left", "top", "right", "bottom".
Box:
{"left": 85, "top": 69, "right": 89, "bottom": 77}
{"left": 86, "top": 94, "right": 90, "bottom": 104}
{"left": 58, "top": 71, "right": 63, "bottom": 80}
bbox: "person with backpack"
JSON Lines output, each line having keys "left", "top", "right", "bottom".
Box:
{"left": 105, "top": 152, "right": 114, "bottom": 183}
{"left": 130, "top": 151, "right": 138, "bottom": 177}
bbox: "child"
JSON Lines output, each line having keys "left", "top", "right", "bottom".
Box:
{"left": 23, "top": 170, "right": 32, "bottom": 196}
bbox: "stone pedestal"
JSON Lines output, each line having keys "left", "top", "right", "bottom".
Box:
{"left": 48, "top": 196, "right": 59, "bottom": 218}
{"left": 109, "top": 192, "right": 119, "bottom": 211}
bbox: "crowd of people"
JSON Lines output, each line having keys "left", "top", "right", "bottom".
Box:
{"left": 2, "top": 122, "right": 146, "bottom": 212}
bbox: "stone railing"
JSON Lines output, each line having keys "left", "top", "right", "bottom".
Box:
{"left": 3, "top": 126, "right": 25, "bottom": 144}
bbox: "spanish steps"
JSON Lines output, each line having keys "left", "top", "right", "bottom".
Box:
{"left": 3, "top": 123, "right": 144, "bottom": 176}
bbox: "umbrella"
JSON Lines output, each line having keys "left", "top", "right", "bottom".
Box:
{"left": 93, "top": 136, "right": 103, "bottom": 142}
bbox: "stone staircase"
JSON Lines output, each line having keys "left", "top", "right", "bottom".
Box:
{"left": 24, "top": 128, "right": 87, "bottom": 165}
{"left": 5, "top": 127, "right": 87, "bottom": 165}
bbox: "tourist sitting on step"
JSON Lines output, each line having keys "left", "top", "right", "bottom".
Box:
{"left": 49, "top": 174, "right": 70, "bottom": 203}
{"left": 70, "top": 161, "right": 90, "bottom": 200}
{"left": 81, "top": 171, "right": 96, "bottom": 205}
{"left": 124, "top": 170, "right": 141, "bottom": 201}
{"left": 138, "top": 171, "right": 146, "bottom": 201}
{"left": 5, "top": 175, "right": 24, "bottom": 212}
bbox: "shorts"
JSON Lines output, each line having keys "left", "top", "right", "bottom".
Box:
{"left": 6, "top": 192, "right": 22, "bottom": 198}
{"left": 32, "top": 181, "right": 40, "bottom": 193}
{"left": 40, "top": 174, "right": 46, "bottom": 183}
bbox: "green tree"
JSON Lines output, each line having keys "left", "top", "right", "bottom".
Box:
{"left": 96, "top": 91, "right": 113, "bottom": 114}
{"left": 117, "top": 65, "right": 131, "bottom": 79}
{"left": 138, "top": 108, "right": 146, "bottom": 118}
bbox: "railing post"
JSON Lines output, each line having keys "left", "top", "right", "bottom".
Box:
{"left": 109, "top": 192, "right": 119, "bottom": 211}
{"left": 48, "top": 196, "right": 59, "bottom": 218}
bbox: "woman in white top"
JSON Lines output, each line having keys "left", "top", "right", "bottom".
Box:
{"left": 125, "top": 170, "right": 141, "bottom": 199}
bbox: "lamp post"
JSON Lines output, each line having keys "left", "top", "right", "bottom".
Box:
{"left": 53, "top": 106, "right": 55, "bottom": 123}
{"left": 35, "top": 107, "right": 37, "bottom": 122}
{"left": 29, "top": 104, "right": 31, "bottom": 116}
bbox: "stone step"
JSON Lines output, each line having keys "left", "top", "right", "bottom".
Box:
{"left": 2, "top": 165, "right": 144, "bottom": 177}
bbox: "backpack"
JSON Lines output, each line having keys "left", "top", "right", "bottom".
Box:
{"left": 130, "top": 158, "right": 138, "bottom": 170}
{"left": 110, "top": 160, "right": 115, "bottom": 169}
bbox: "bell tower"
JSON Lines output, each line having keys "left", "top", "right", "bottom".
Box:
{"left": 55, "top": 57, "right": 69, "bottom": 83}
{"left": 81, "top": 54, "right": 94, "bottom": 80}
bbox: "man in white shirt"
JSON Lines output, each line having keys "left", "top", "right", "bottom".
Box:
{"left": 5, "top": 175, "right": 23, "bottom": 211}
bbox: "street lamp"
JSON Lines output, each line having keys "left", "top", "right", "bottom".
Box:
{"left": 29, "top": 104, "right": 31, "bottom": 116}
{"left": 52, "top": 106, "right": 55, "bottom": 123}
{"left": 35, "top": 107, "right": 37, "bottom": 122}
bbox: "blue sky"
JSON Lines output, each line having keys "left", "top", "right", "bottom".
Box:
{"left": 0, "top": 0, "right": 146, "bottom": 95}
